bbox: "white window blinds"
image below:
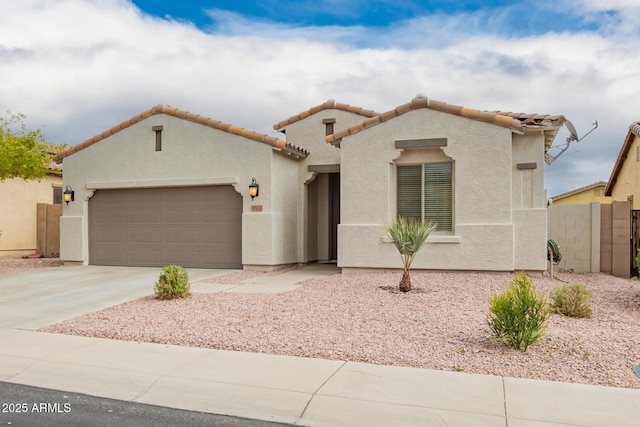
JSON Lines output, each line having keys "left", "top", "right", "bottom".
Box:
{"left": 397, "top": 162, "right": 452, "bottom": 231}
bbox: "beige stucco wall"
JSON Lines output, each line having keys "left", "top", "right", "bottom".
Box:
{"left": 609, "top": 135, "right": 640, "bottom": 209}
{"left": 338, "top": 108, "right": 547, "bottom": 272}
{"left": 279, "top": 108, "right": 366, "bottom": 167}
{"left": 511, "top": 133, "right": 547, "bottom": 271}
{"left": 59, "top": 114, "right": 300, "bottom": 267}
{"left": 0, "top": 175, "right": 61, "bottom": 257}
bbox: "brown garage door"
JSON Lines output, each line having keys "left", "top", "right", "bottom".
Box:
{"left": 89, "top": 186, "right": 242, "bottom": 268}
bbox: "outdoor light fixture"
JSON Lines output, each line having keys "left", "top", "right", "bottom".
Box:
{"left": 63, "top": 185, "right": 75, "bottom": 205}
{"left": 248, "top": 178, "right": 259, "bottom": 200}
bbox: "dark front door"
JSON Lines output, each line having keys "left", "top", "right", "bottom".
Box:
{"left": 632, "top": 210, "right": 640, "bottom": 276}
{"left": 328, "top": 173, "right": 340, "bottom": 261}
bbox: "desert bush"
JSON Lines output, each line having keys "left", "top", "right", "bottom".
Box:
{"left": 551, "top": 283, "right": 593, "bottom": 318}
{"left": 154, "top": 265, "right": 190, "bottom": 300}
{"left": 488, "top": 271, "right": 550, "bottom": 351}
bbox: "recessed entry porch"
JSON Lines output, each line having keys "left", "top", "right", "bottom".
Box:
{"left": 306, "top": 168, "right": 340, "bottom": 263}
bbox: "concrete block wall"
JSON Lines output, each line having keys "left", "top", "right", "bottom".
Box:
{"left": 547, "top": 203, "right": 600, "bottom": 273}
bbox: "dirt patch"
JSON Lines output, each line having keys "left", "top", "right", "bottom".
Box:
{"left": 0, "top": 257, "right": 66, "bottom": 276}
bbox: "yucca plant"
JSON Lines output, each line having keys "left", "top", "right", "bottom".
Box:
{"left": 384, "top": 216, "right": 437, "bottom": 292}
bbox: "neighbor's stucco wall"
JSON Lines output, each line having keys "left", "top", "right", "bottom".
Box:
{"left": 59, "top": 114, "right": 299, "bottom": 267}
{"left": 339, "top": 108, "right": 546, "bottom": 272}
{"left": 609, "top": 135, "right": 640, "bottom": 209}
{"left": 549, "top": 187, "right": 611, "bottom": 205}
{"left": 0, "top": 175, "right": 62, "bottom": 257}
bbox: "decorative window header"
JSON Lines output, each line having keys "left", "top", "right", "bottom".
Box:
{"left": 395, "top": 138, "right": 447, "bottom": 149}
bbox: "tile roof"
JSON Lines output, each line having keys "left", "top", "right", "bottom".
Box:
{"left": 604, "top": 121, "right": 640, "bottom": 196}
{"left": 325, "top": 96, "right": 567, "bottom": 152}
{"left": 549, "top": 181, "right": 607, "bottom": 201}
{"left": 54, "top": 105, "right": 308, "bottom": 162}
{"left": 273, "top": 99, "right": 381, "bottom": 130}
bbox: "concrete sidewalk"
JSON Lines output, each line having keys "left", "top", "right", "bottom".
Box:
{"left": 1, "top": 265, "right": 639, "bottom": 426}
{"left": 2, "top": 329, "right": 639, "bottom": 426}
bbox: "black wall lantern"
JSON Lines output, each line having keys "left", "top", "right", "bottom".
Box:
{"left": 248, "top": 178, "right": 259, "bottom": 200}
{"left": 63, "top": 185, "right": 75, "bottom": 205}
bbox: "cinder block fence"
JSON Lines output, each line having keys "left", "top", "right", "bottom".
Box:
{"left": 547, "top": 201, "right": 631, "bottom": 277}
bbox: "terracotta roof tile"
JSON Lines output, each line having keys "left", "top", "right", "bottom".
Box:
{"left": 460, "top": 107, "right": 480, "bottom": 120}
{"left": 605, "top": 121, "right": 640, "bottom": 196}
{"left": 53, "top": 105, "right": 308, "bottom": 162}
{"left": 363, "top": 116, "right": 381, "bottom": 127}
{"left": 379, "top": 110, "right": 396, "bottom": 122}
{"left": 273, "top": 100, "right": 381, "bottom": 130}
{"left": 348, "top": 122, "right": 365, "bottom": 133}
{"left": 325, "top": 95, "right": 566, "bottom": 148}
{"left": 395, "top": 103, "right": 411, "bottom": 115}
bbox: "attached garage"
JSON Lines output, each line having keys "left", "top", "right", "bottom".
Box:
{"left": 89, "top": 186, "right": 242, "bottom": 268}
{"left": 54, "top": 105, "right": 308, "bottom": 269}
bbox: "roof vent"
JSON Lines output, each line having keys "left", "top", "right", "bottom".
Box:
{"left": 414, "top": 93, "right": 428, "bottom": 99}
{"left": 326, "top": 98, "right": 336, "bottom": 106}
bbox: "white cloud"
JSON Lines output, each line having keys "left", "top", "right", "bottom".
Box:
{"left": 0, "top": 0, "right": 638, "bottom": 197}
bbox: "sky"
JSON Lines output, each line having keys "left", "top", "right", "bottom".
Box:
{"left": 1, "top": 0, "right": 639, "bottom": 198}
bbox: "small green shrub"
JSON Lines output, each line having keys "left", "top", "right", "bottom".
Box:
{"left": 488, "top": 272, "right": 550, "bottom": 351}
{"left": 551, "top": 283, "right": 593, "bottom": 318}
{"left": 154, "top": 265, "right": 190, "bottom": 300}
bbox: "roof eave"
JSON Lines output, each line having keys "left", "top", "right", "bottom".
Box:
{"left": 54, "top": 105, "right": 308, "bottom": 162}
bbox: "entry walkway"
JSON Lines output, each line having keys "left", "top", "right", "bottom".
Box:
{"left": 0, "top": 265, "right": 638, "bottom": 426}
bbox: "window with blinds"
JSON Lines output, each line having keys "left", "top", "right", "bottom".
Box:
{"left": 397, "top": 162, "right": 452, "bottom": 231}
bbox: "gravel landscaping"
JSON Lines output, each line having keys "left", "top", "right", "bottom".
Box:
{"left": 26, "top": 265, "right": 639, "bottom": 389}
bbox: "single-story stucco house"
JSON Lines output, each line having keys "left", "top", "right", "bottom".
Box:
{"left": 53, "top": 96, "right": 566, "bottom": 273}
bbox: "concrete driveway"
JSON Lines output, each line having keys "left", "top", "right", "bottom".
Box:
{"left": 0, "top": 265, "right": 235, "bottom": 329}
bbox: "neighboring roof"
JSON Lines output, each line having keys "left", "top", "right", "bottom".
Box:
{"left": 549, "top": 181, "right": 607, "bottom": 202}
{"left": 47, "top": 161, "right": 62, "bottom": 175}
{"left": 273, "top": 99, "right": 380, "bottom": 131}
{"left": 325, "top": 96, "right": 567, "bottom": 151}
{"left": 54, "top": 105, "right": 308, "bottom": 162}
{"left": 604, "top": 122, "right": 640, "bottom": 196}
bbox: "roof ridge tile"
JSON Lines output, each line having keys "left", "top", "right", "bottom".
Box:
{"left": 326, "top": 95, "right": 564, "bottom": 148}
{"left": 274, "top": 100, "right": 381, "bottom": 130}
